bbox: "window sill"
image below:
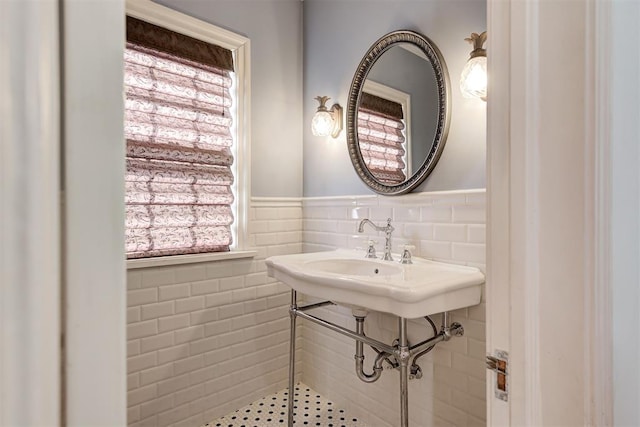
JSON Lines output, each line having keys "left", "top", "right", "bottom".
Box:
{"left": 126, "top": 250, "right": 257, "bottom": 270}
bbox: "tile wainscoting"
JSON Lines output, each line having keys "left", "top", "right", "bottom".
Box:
{"left": 301, "top": 190, "right": 487, "bottom": 427}
{"left": 126, "top": 190, "right": 486, "bottom": 427}
{"left": 126, "top": 199, "right": 303, "bottom": 427}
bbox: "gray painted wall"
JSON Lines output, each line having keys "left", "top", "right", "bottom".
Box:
{"left": 612, "top": 0, "right": 640, "bottom": 424}
{"left": 154, "top": 0, "right": 304, "bottom": 198}
{"left": 303, "top": 0, "right": 487, "bottom": 196}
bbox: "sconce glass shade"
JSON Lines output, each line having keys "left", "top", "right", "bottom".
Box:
{"left": 311, "top": 96, "right": 343, "bottom": 138}
{"left": 311, "top": 110, "right": 334, "bottom": 137}
{"left": 460, "top": 55, "right": 487, "bottom": 100}
{"left": 460, "top": 31, "right": 487, "bottom": 101}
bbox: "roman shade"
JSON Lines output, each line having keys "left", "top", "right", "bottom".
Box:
{"left": 357, "top": 93, "right": 407, "bottom": 184}
{"left": 125, "top": 17, "right": 235, "bottom": 258}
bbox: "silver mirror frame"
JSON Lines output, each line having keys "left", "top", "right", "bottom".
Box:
{"left": 347, "top": 30, "right": 451, "bottom": 195}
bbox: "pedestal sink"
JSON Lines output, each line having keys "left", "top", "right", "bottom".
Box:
{"left": 266, "top": 249, "right": 484, "bottom": 319}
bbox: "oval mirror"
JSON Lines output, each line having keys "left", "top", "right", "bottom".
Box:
{"left": 346, "top": 30, "right": 451, "bottom": 195}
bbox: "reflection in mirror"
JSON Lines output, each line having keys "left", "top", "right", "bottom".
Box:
{"left": 347, "top": 31, "right": 450, "bottom": 195}
{"left": 364, "top": 43, "right": 439, "bottom": 174}
{"left": 358, "top": 88, "right": 407, "bottom": 184}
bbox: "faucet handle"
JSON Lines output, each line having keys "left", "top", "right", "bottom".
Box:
{"left": 400, "top": 245, "right": 415, "bottom": 264}
{"left": 365, "top": 240, "right": 378, "bottom": 259}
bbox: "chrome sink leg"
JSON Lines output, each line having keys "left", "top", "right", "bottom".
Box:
{"left": 398, "top": 317, "right": 410, "bottom": 427}
{"left": 288, "top": 290, "right": 297, "bottom": 427}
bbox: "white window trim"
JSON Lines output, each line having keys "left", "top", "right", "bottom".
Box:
{"left": 125, "top": 0, "right": 252, "bottom": 268}
{"left": 127, "top": 250, "right": 257, "bottom": 269}
{"left": 362, "top": 79, "right": 412, "bottom": 175}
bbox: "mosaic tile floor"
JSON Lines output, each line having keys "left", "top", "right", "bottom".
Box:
{"left": 204, "top": 383, "right": 367, "bottom": 427}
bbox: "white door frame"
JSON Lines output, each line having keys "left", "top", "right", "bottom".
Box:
{"left": 486, "top": 0, "right": 613, "bottom": 425}
{"left": 62, "top": 0, "right": 127, "bottom": 424}
{"left": 1, "top": 1, "right": 127, "bottom": 425}
{"left": 0, "top": 1, "right": 62, "bottom": 424}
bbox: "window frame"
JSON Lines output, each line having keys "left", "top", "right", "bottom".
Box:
{"left": 125, "top": 0, "right": 253, "bottom": 269}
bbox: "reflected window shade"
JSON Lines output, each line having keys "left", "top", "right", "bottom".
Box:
{"left": 357, "top": 104, "right": 407, "bottom": 185}
{"left": 124, "top": 42, "right": 235, "bottom": 259}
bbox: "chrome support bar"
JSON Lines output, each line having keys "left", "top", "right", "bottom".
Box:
{"left": 398, "top": 318, "right": 410, "bottom": 427}
{"left": 409, "top": 332, "right": 446, "bottom": 354}
{"left": 287, "top": 290, "right": 297, "bottom": 427}
{"left": 296, "top": 300, "right": 335, "bottom": 312}
{"left": 293, "top": 309, "right": 396, "bottom": 354}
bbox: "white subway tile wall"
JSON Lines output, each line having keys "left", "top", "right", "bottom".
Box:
{"left": 127, "top": 201, "right": 303, "bottom": 427}
{"left": 301, "top": 190, "right": 487, "bottom": 427}
{"left": 127, "top": 191, "right": 486, "bottom": 427}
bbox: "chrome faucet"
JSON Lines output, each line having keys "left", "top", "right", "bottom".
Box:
{"left": 357, "top": 218, "right": 395, "bottom": 261}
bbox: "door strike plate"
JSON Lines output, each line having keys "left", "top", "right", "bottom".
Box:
{"left": 486, "top": 350, "right": 508, "bottom": 401}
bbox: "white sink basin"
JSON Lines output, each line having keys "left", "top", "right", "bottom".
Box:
{"left": 265, "top": 249, "right": 484, "bottom": 319}
{"left": 305, "top": 258, "right": 403, "bottom": 277}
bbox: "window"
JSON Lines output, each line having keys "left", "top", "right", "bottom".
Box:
{"left": 357, "top": 91, "right": 407, "bottom": 185}
{"left": 124, "top": 11, "right": 249, "bottom": 260}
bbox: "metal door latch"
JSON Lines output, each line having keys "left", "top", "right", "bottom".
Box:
{"left": 486, "top": 350, "right": 508, "bottom": 401}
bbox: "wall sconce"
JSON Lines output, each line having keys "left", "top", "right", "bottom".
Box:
{"left": 460, "top": 31, "right": 487, "bottom": 101}
{"left": 311, "top": 96, "right": 343, "bottom": 138}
